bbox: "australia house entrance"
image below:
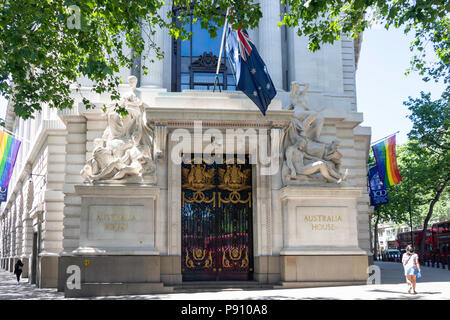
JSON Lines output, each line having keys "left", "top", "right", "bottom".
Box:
{"left": 181, "top": 156, "right": 253, "bottom": 281}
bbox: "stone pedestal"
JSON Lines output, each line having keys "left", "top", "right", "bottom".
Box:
{"left": 59, "top": 254, "right": 171, "bottom": 297}
{"left": 20, "top": 256, "right": 29, "bottom": 278}
{"left": 74, "top": 184, "right": 160, "bottom": 255}
{"left": 58, "top": 184, "right": 171, "bottom": 297}
{"left": 38, "top": 253, "right": 59, "bottom": 288}
{"left": 279, "top": 186, "right": 368, "bottom": 285}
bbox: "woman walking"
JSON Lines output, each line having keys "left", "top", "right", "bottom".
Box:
{"left": 402, "top": 245, "right": 421, "bottom": 294}
{"left": 13, "top": 259, "right": 23, "bottom": 284}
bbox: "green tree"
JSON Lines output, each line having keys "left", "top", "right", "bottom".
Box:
{"left": 403, "top": 92, "right": 450, "bottom": 261}
{"left": 280, "top": 0, "right": 449, "bottom": 85}
{"left": 1, "top": 1, "right": 449, "bottom": 120}
{"left": 0, "top": 0, "right": 262, "bottom": 119}
{"left": 370, "top": 143, "right": 424, "bottom": 259}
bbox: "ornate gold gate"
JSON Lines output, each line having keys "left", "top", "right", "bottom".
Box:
{"left": 181, "top": 157, "right": 253, "bottom": 281}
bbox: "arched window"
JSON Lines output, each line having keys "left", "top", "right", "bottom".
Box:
{"left": 171, "top": 10, "right": 236, "bottom": 92}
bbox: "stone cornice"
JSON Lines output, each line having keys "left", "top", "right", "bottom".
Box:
{"left": 280, "top": 186, "right": 362, "bottom": 200}
{"left": 75, "top": 184, "right": 160, "bottom": 198}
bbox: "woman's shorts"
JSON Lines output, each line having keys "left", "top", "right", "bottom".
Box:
{"left": 405, "top": 267, "right": 419, "bottom": 276}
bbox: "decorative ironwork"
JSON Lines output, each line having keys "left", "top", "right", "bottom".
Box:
{"left": 181, "top": 156, "right": 253, "bottom": 281}
{"left": 182, "top": 191, "right": 216, "bottom": 207}
{"left": 190, "top": 52, "right": 226, "bottom": 73}
{"left": 222, "top": 248, "right": 249, "bottom": 269}
{"left": 182, "top": 164, "right": 216, "bottom": 207}
{"left": 218, "top": 163, "right": 252, "bottom": 208}
{"left": 182, "top": 164, "right": 215, "bottom": 191}
{"left": 185, "top": 248, "right": 213, "bottom": 269}
{"left": 218, "top": 163, "right": 251, "bottom": 192}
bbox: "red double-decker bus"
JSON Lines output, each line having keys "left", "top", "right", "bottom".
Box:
{"left": 396, "top": 229, "right": 433, "bottom": 260}
{"left": 432, "top": 220, "right": 450, "bottom": 263}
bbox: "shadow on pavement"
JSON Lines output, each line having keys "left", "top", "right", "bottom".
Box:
{"left": 370, "top": 288, "right": 441, "bottom": 295}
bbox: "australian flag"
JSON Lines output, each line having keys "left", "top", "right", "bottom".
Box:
{"left": 225, "top": 27, "right": 277, "bottom": 115}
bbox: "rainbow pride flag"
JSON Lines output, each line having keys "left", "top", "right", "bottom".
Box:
{"left": 0, "top": 130, "right": 21, "bottom": 189}
{"left": 372, "top": 135, "right": 402, "bottom": 188}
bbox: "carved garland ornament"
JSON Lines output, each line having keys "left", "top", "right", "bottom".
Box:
{"left": 185, "top": 248, "right": 213, "bottom": 269}
{"left": 222, "top": 247, "right": 249, "bottom": 269}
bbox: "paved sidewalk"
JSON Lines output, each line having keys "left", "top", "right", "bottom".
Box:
{"left": 0, "top": 261, "right": 449, "bottom": 300}
{"left": 0, "top": 272, "right": 64, "bottom": 300}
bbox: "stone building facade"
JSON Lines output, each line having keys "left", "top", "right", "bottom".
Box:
{"left": 0, "top": 1, "right": 371, "bottom": 297}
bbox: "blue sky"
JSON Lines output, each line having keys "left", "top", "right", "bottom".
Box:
{"left": 356, "top": 26, "right": 446, "bottom": 145}
{"left": 1, "top": 25, "right": 446, "bottom": 147}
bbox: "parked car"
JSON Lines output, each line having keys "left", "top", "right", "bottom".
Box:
{"left": 382, "top": 249, "right": 401, "bottom": 261}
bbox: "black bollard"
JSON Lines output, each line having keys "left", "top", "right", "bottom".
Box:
{"left": 447, "top": 256, "right": 450, "bottom": 271}
{"left": 432, "top": 255, "right": 435, "bottom": 268}
{"left": 442, "top": 257, "right": 446, "bottom": 269}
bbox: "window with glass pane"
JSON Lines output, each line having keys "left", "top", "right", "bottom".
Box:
{"left": 172, "top": 10, "right": 235, "bottom": 92}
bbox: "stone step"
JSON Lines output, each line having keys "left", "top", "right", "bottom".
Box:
{"left": 173, "top": 281, "right": 276, "bottom": 293}
{"left": 64, "top": 282, "right": 174, "bottom": 298}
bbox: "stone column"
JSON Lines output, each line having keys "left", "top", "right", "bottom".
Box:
{"left": 10, "top": 202, "right": 16, "bottom": 264}
{"left": 40, "top": 121, "right": 66, "bottom": 255}
{"left": 3, "top": 214, "right": 6, "bottom": 267}
{"left": 7, "top": 207, "right": 12, "bottom": 271}
{"left": 258, "top": 0, "right": 283, "bottom": 90}
{"left": 140, "top": 1, "right": 171, "bottom": 88}
{"left": 15, "top": 193, "right": 23, "bottom": 258}
{"left": 1, "top": 217, "right": 4, "bottom": 269}
{"left": 162, "top": 130, "right": 182, "bottom": 285}
{"left": 36, "top": 120, "right": 67, "bottom": 288}
{"left": 0, "top": 217, "right": 4, "bottom": 268}
{"left": 58, "top": 110, "right": 87, "bottom": 254}
{"left": 20, "top": 164, "right": 33, "bottom": 278}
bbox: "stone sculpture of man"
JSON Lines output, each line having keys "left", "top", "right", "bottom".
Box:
{"left": 285, "top": 136, "right": 348, "bottom": 184}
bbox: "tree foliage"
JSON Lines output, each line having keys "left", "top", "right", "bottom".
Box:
{"left": 281, "top": 0, "right": 449, "bottom": 84}
{"left": 1, "top": 1, "right": 448, "bottom": 120}
{"left": 0, "top": 0, "right": 262, "bottom": 119}
{"left": 404, "top": 91, "right": 449, "bottom": 259}
{"left": 371, "top": 90, "right": 449, "bottom": 258}
{"left": 370, "top": 143, "right": 428, "bottom": 226}
{"left": 404, "top": 91, "right": 449, "bottom": 154}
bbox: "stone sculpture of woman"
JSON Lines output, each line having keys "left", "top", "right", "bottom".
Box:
{"left": 81, "top": 76, "right": 156, "bottom": 183}
{"left": 286, "top": 82, "right": 324, "bottom": 142}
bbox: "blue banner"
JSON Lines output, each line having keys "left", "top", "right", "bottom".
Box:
{"left": 0, "top": 186, "right": 7, "bottom": 202}
{"left": 368, "top": 166, "right": 388, "bottom": 207}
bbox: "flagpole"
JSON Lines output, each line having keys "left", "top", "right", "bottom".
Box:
{"left": 213, "top": 7, "right": 230, "bottom": 93}
{"left": 370, "top": 131, "right": 400, "bottom": 146}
